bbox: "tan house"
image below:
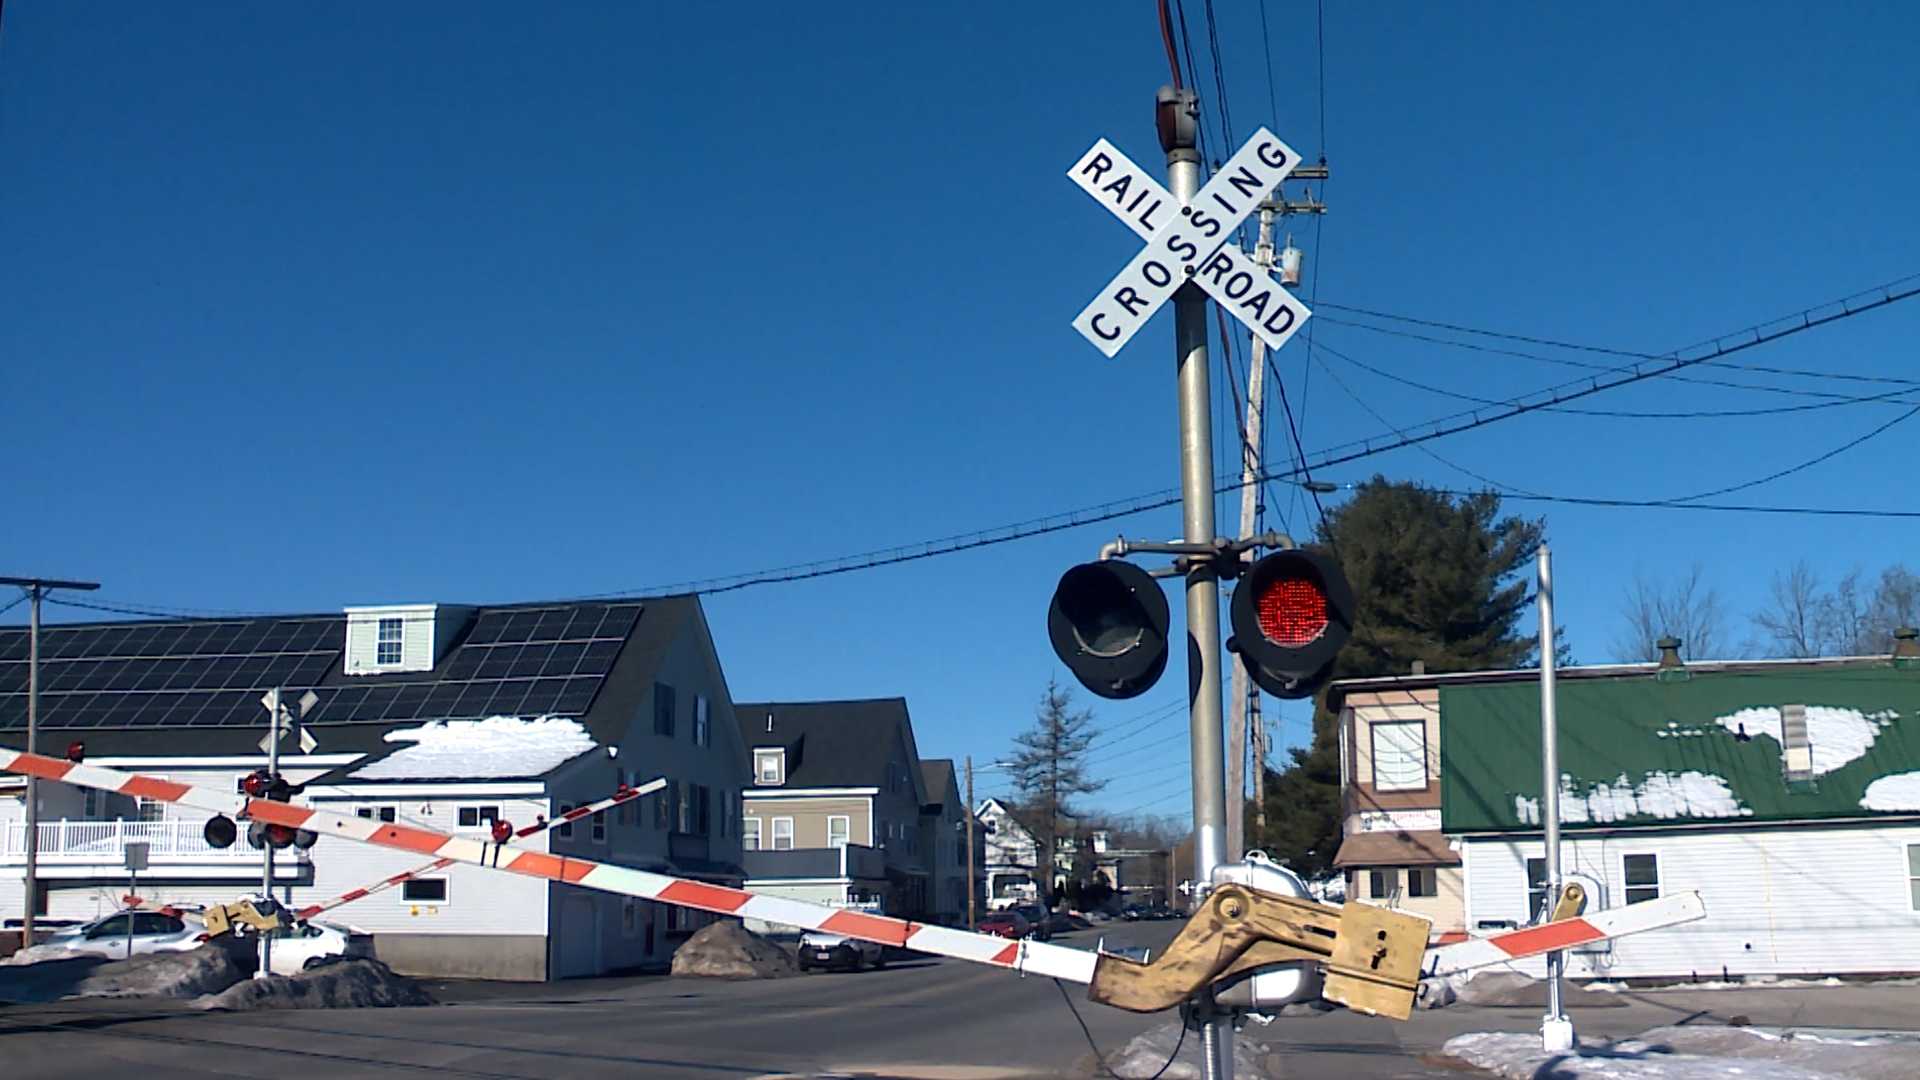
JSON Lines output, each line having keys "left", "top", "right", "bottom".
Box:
{"left": 734, "top": 698, "right": 949, "bottom": 921}
{"left": 1327, "top": 683, "right": 1466, "bottom": 941}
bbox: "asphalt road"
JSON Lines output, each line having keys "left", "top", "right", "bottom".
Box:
{"left": 1, "top": 921, "right": 1914, "bottom": 1079}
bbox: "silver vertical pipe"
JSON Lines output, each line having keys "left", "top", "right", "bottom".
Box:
{"left": 22, "top": 586, "right": 40, "bottom": 944}
{"left": 1538, "top": 546, "right": 1564, "bottom": 1022}
{"left": 1164, "top": 85, "right": 1232, "bottom": 1080}
{"left": 257, "top": 687, "right": 280, "bottom": 980}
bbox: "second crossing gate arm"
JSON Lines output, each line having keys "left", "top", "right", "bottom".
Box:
{"left": 0, "top": 746, "right": 1703, "bottom": 1006}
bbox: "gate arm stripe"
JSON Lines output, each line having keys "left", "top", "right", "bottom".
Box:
{"left": 1424, "top": 891, "right": 1707, "bottom": 977}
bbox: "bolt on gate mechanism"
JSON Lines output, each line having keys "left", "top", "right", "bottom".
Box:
{"left": 1088, "top": 856, "right": 1431, "bottom": 1020}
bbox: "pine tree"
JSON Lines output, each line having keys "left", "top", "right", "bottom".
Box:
{"left": 1007, "top": 679, "right": 1105, "bottom": 905}
{"left": 1253, "top": 478, "right": 1545, "bottom": 876}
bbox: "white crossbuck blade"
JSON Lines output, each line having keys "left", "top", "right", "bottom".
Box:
{"left": 1069, "top": 130, "right": 1314, "bottom": 357}
{"left": 0, "top": 746, "right": 1704, "bottom": 1002}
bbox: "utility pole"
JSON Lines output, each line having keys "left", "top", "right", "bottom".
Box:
{"left": 258, "top": 687, "right": 281, "bottom": 981}
{"left": 1537, "top": 547, "right": 1573, "bottom": 1052}
{"left": 1157, "top": 85, "right": 1233, "bottom": 1079}
{"left": 965, "top": 756, "right": 977, "bottom": 930}
{"left": 1226, "top": 194, "right": 1280, "bottom": 863}
{"left": 1, "top": 575, "right": 101, "bottom": 945}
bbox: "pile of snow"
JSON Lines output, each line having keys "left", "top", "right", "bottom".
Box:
{"left": 353, "top": 715, "right": 597, "bottom": 780}
{"left": 1104, "top": 1019, "right": 1270, "bottom": 1079}
{"left": 1517, "top": 771, "right": 1750, "bottom": 826}
{"left": 1416, "top": 971, "right": 1620, "bottom": 1010}
{"left": 0, "top": 946, "right": 247, "bottom": 1004}
{"left": 1442, "top": 1025, "right": 1920, "bottom": 1080}
{"left": 1861, "top": 771, "right": 1920, "bottom": 812}
{"left": 669, "top": 919, "right": 797, "bottom": 979}
{"left": 1715, "top": 706, "right": 1898, "bottom": 776}
{"left": 197, "top": 958, "right": 430, "bottom": 1011}
{"left": 6, "top": 945, "right": 94, "bottom": 967}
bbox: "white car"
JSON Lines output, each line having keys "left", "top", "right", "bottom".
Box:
{"left": 245, "top": 920, "right": 374, "bottom": 976}
{"left": 41, "top": 909, "right": 207, "bottom": 960}
{"left": 797, "top": 929, "right": 886, "bottom": 972}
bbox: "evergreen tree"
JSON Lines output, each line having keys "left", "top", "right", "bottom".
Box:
{"left": 1007, "top": 679, "right": 1105, "bottom": 906}
{"left": 1253, "top": 478, "right": 1546, "bottom": 876}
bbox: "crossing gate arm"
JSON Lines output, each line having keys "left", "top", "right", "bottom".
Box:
{"left": 1425, "top": 891, "right": 1707, "bottom": 978}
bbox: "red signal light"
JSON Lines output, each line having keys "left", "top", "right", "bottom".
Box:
{"left": 1255, "top": 575, "right": 1328, "bottom": 646}
{"left": 491, "top": 819, "right": 514, "bottom": 844}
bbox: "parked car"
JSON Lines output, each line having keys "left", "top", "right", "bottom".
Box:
{"left": 1011, "top": 905, "right": 1055, "bottom": 942}
{"left": 977, "top": 910, "right": 1031, "bottom": 939}
{"left": 797, "top": 929, "right": 885, "bottom": 972}
{"left": 42, "top": 909, "right": 206, "bottom": 960}
{"left": 257, "top": 920, "right": 374, "bottom": 975}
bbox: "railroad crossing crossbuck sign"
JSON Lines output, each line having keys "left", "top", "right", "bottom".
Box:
{"left": 1068, "top": 127, "right": 1313, "bottom": 357}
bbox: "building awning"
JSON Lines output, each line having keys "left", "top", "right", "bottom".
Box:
{"left": 1332, "top": 829, "right": 1460, "bottom": 868}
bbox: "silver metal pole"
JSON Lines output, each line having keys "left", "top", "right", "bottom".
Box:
{"left": 965, "top": 756, "right": 977, "bottom": 931}
{"left": 1538, "top": 546, "right": 1573, "bottom": 1049}
{"left": 257, "top": 687, "right": 279, "bottom": 980}
{"left": 1163, "top": 85, "right": 1232, "bottom": 1080}
{"left": 22, "top": 586, "right": 39, "bottom": 945}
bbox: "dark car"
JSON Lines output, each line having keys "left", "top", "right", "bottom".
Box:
{"left": 1012, "top": 905, "right": 1055, "bottom": 941}
{"left": 977, "top": 910, "right": 1031, "bottom": 939}
{"left": 797, "top": 929, "right": 885, "bottom": 972}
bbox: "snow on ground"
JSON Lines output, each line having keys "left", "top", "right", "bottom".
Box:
{"left": 1861, "top": 770, "right": 1920, "bottom": 811}
{"left": 1516, "top": 770, "right": 1749, "bottom": 825}
{"left": 197, "top": 958, "right": 430, "bottom": 1011}
{"left": 352, "top": 715, "right": 597, "bottom": 780}
{"left": 1714, "top": 706, "right": 1898, "bottom": 775}
{"left": 1441, "top": 1026, "right": 1920, "bottom": 1080}
{"left": 1105, "top": 1018, "right": 1270, "bottom": 1079}
{"left": 0, "top": 947, "right": 246, "bottom": 1003}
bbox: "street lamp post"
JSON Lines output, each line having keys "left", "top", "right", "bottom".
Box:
{"left": 964, "top": 758, "right": 1016, "bottom": 930}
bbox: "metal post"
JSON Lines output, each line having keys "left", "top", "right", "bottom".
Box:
{"left": 1160, "top": 84, "right": 1232, "bottom": 1080}
{"left": 257, "top": 687, "right": 280, "bottom": 980}
{"left": 1537, "top": 546, "right": 1574, "bottom": 1051}
{"left": 23, "top": 585, "right": 39, "bottom": 946}
{"left": 965, "top": 756, "right": 977, "bottom": 930}
{"left": 126, "top": 867, "right": 136, "bottom": 958}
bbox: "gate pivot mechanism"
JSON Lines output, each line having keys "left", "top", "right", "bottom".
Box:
{"left": 1089, "top": 883, "right": 1431, "bottom": 1019}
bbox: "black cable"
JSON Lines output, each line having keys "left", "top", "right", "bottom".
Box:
{"left": 42, "top": 595, "right": 268, "bottom": 620}
{"left": 1421, "top": 488, "right": 1920, "bottom": 520}
{"left": 1054, "top": 978, "right": 1188, "bottom": 1080}
{"left": 0, "top": 590, "right": 28, "bottom": 618}
{"left": 1307, "top": 346, "right": 1531, "bottom": 494}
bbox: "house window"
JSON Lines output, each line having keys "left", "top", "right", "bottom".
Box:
{"left": 655, "top": 782, "right": 675, "bottom": 830}
{"left": 136, "top": 798, "right": 166, "bottom": 824}
{"left": 1407, "top": 867, "right": 1437, "bottom": 898}
{"left": 696, "top": 785, "right": 711, "bottom": 837}
{"left": 403, "top": 879, "right": 448, "bottom": 903}
{"left": 376, "top": 617, "right": 404, "bottom": 665}
{"left": 755, "top": 749, "right": 785, "bottom": 786}
{"left": 356, "top": 806, "right": 396, "bottom": 823}
{"left": 1368, "top": 868, "right": 1397, "bottom": 899}
{"left": 742, "top": 817, "right": 762, "bottom": 851}
{"left": 558, "top": 804, "right": 576, "bottom": 838}
{"left": 771, "top": 817, "right": 794, "bottom": 851}
{"left": 592, "top": 809, "right": 607, "bottom": 843}
{"left": 719, "top": 790, "right": 730, "bottom": 838}
{"left": 828, "top": 815, "right": 850, "bottom": 848}
{"left": 1624, "top": 854, "right": 1660, "bottom": 905}
{"left": 1908, "top": 845, "right": 1920, "bottom": 911}
{"left": 457, "top": 806, "right": 499, "bottom": 828}
{"left": 1370, "top": 721, "right": 1426, "bottom": 791}
{"left": 693, "top": 696, "right": 710, "bottom": 747}
{"left": 653, "top": 683, "right": 676, "bottom": 737}
{"left": 83, "top": 788, "right": 100, "bottom": 818}
{"left": 1526, "top": 857, "right": 1548, "bottom": 920}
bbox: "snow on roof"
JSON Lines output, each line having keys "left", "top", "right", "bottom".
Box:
{"left": 1712, "top": 706, "right": 1897, "bottom": 776}
{"left": 350, "top": 715, "right": 598, "bottom": 781}
{"left": 1514, "top": 771, "right": 1751, "bottom": 826}
{"left": 1861, "top": 771, "right": 1920, "bottom": 812}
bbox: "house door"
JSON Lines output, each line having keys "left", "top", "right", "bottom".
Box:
{"left": 555, "top": 895, "right": 601, "bottom": 979}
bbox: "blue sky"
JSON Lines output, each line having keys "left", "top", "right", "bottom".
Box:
{"left": 4, "top": 3, "right": 1918, "bottom": 822}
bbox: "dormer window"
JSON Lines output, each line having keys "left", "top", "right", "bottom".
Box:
{"left": 755, "top": 749, "right": 785, "bottom": 786}
{"left": 376, "top": 618, "right": 404, "bottom": 665}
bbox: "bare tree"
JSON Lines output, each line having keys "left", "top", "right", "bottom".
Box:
{"left": 1612, "top": 564, "right": 1728, "bottom": 662}
{"left": 1814, "top": 569, "right": 1872, "bottom": 655}
{"left": 1867, "top": 566, "right": 1920, "bottom": 650}
{"left": 1751, "top": 561, "right": 1823, "bottom": 658}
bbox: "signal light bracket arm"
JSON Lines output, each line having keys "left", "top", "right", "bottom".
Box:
{"left": 1098, "top": 532, "right": 1295, "bottom": 566}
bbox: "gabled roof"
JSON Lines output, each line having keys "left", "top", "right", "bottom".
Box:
{"left": 734, "top": 698, "right": 923, "bottom": 795}
{"left": 1440, "top": 663, "right": 1920, "bottom": 833}
{"left": 920, "top": 759, "right": 957, "bottom": 809}
{"left": 0, "top": 597, "right": 700, "bottom": 758}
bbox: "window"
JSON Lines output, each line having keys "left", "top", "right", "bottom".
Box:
{"left": 653, "top": 683, "right": 676, "bottom": 737}
{"left": 695, "top": 785, "right": 711, "bottom": 837}
{"left": 558, "top": 803, "right": 576, "bottom": 838}
{"left": 719, "top": 790, "right": 730, "bottom": 838}
{"left": 828, "top": 815, "right": 850, "bottom": 848}
{"left": 136, "top": 798, "right": 167, "bottom": 824}
{"left": 376, "top": 617, "right": 404, "bottom": 665}
{"left": 83, "top": 788, "right": 99, "bottom": 818}
{"left": 403, "top": 879, "right": 448, "bottom": 903}
{"left": 134, "top": 913, "right": 184, "bottom": 935}
{"left": 755, "top": 749, "right": 785, "bottom": 786}
{"left": 693, "top": 696, "right": 710, "bottom": 747}
{"left": 356, "top": 806, "right": 397, "bottom": 823}
{"left": 656, "top": 782, "right": 675, "bottom": 830}
{"left": 771, "top": 817, "right": 794, "bottom": 851}
{"left": 1370, "top": 721, "right": 1427, "bottom": 791}
{"left": 1408, "top": 867, "right": 1438, "bottom": 898}
{"left": 1368, "top": 868, "right": 1397, "bottom": 899}
{"left": 742, "top": 817, "right": 762, "bottom": 851}
{"left": 676, "top": 784, "right": 694, "bottom": 834}
{"left": 592, "top": 808, "right": 607, "bottom": 843}
{"left": 457, "top": 806, "right": 499, "bottom": 828}
{"left": 1624, "top": 853, "right": 1660, "bottom": 905}
{"left": 1908, "top": 845, "right": 1920, "bottom": 911}
{"left": 1526, "top": 857, "right": 1548, "bottom": 919}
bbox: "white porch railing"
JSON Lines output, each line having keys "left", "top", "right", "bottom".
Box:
{"left": 0, "top": 819, "right": 307, "bottom": 863}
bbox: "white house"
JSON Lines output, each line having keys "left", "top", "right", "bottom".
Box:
{"left": 1, "top": 596, "right": 749, "bottom": 979}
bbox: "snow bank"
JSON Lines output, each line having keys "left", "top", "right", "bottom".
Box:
{"left": 1516, "top": 771, "right": 1750, "bottom": 825}
{"left": 1714, "top": 706, "right": 1897, "bottom": 775}
{"left": 353, "top": 715, "right": 597, "bottom": 780}
{"left": 197, "top": 958, "right": 431, "bottom": 1011}
{"left": 0, "top": 947, "right": 247, "bottom": 1003}
{"left": 1861, "top": 771, "right": 1920, "bottom": 811}
{"left": 670, "top": 919, "right": 798, "bottom": 979}
{"left": 1104, "top": 1018, "right": 1270, "bottom": 1079}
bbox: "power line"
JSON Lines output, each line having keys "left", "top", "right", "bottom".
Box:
{"left": 1418, "top": 487, "right": 1920, "bottom": 521}
{"left": 0, "top": 590, "right": 28, "bottom": 618}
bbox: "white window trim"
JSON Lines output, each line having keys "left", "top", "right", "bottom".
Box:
{"left": 1906, "top": 843, "right": 1920, "bottom": 913}
{"left": 827, "top": 815, "right": 850, "bottom": 849}
{"left": 402, "top": 878, "right": 450, "bottom": 905}
{"left": 375, "top": 616, "right": 405, "bottom": 666}
{"left": 771, "top": 816, "right": 795, "bottom": 851}
{"left": 742, "top": 817, "right": 762, "bottom": 851}
{"left": 755, "top": 749, "right": 786, "bottom": 786}
{"left": 694, "top": 696, "right": 711, "bottom": 748}
{"left": 1370, "top": 720, "right": 1427, "bottom": 791}
{"left": 1622, "top": 852, "right": 1661, "bottom": 904}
